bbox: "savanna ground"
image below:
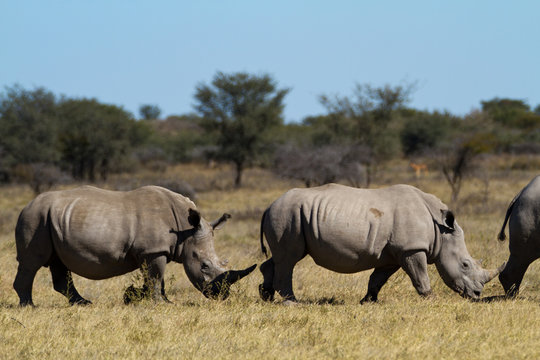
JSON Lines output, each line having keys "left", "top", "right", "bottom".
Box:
{"left": 1, "top": 159, "right": 539, "bottom": 359}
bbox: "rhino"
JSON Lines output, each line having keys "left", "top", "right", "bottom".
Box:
{"left": 13, "top": 185, "right": 255, "bottom": 306}
{"left": 498, "top": 176, "right": 540, "bottom": 297}
{"left": 258, "top": 183, "right": 504, "bottom": 303}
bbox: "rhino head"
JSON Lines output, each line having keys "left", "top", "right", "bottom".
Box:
{"left": 434, "top": 210, "right": 504, "bottom": 299}
{"left": 180, "top": 209, "right": 256, "bottom": 299}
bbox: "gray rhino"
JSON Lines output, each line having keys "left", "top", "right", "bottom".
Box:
{"left": 498, "top": 176, "right": 540, "bottom": 297}
{"left": 13, "top": 185, "right": 255, "bottom": 306}
{"left": 258, "top": 183, "right": 503, "bottom": 303}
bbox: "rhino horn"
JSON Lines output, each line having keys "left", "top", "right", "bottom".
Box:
{"left": 222, "top": 264, "right": 257, "bottom": 284}
{"left": 482, "top": 262, "right": 506, "bottom": 283}
{"left": 202, "top": 264, "right": 257, "bottom": 300}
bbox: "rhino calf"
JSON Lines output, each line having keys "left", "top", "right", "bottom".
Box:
{"left": 14, "top": 185, "right": 255, "bottom": 306}
{"left": 498, "top": 176, "right": 540, "bottom": 297}
{"left": 259, "top": 184, "right": 503, "bottom": 303}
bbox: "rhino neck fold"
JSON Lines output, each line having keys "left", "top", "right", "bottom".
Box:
{"left": 170, "top": 237, "right": 183, "bottom": 263}
{"left": 427, "top": 221, "right": 443, "bottom": 264}
{"left": 168, "top": 228, "right": 194, "bottom": 263}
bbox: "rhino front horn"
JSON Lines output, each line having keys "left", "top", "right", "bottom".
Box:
{"left": 203, "top": 264, "right": 257, "bottom": 300}
{"left": 483, "top": 262, "right": 506, "bottom": 283}
{"left": 223, "top": 264, "right": 257, "bottom": 284}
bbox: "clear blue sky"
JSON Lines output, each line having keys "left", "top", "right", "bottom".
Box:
{"left": 1, "top": 1, "right": 539, "bottom": 122}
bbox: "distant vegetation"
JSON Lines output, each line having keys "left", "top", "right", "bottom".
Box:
{"left": 1, "top": 73, "right": 540, "bottom": 196}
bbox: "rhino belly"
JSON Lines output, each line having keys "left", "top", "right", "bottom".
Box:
{"left": 306, "top": 231, "right": 392, "bottom": 274}
{"left": 309, "top": 248, "right": 388, "bottom": 273}
{"left": 53, "top": 234, "right": 137, "bottom": 280}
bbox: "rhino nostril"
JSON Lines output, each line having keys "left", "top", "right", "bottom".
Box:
{"left": 474, "top": 290, "right": 481, "bottom": 297}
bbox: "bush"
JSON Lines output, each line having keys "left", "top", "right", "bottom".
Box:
{"left": 12, "top": 163, "right": 71, "bottom": 194}
{"left": 273, "top": 144, "right": 372, "bottom": 187}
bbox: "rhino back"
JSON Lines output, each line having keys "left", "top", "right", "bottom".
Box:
{"left": 269, "top": 184, "right": 436, "bottom": 273}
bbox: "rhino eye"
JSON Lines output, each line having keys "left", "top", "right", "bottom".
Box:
{"left": 201, "top": 262, "right": 210, "bottom": 271}
{"left": 462, "top": 261, "right": 470, "bottom": 269}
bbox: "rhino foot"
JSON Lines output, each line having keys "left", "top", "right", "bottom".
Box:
{"left": 282, "top": 299, "right": 299, "bottom": 306}
{"left": 19, "top": 300, "right": 36, "bottom": 307}
{"left": 360, "top": 294, "right": 378, "bottom": 304}
{"left": 259, "top": 284, "right": 275, "bottom": 302}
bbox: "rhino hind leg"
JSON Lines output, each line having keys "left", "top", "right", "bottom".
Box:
{"left": 499, "top": 254, "right": 531, "bottom": 297}
{"left": 49, "top": 257, "right": 91, "bottom": 305}
{"left": 14, "top": 225, "right": 54, "bottom": 306}
{"left": 259, "top": 258, "right": 275, "bottom": 301}
{"left": 360, "top": 265, "right": 401, "bottom": 304}
{"left": 13, "top": 263, "right": 40, "bottom": 306}
{"left": 273, "top": 261, "right": 297, "bottom": 302}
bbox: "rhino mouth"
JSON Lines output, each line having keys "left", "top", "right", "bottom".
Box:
{"left": 455, "top": 283, "right": 483, "bottom": 299}
{"left": 201, "top": 264, "right": 257, "bottom": 300}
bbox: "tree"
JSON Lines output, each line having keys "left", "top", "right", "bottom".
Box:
{"left": 480, "top": 97, "right": 540, "bottom": 152}
{"left": 302, "top": 114, "right": 356, "bottom": 146}
{"left": 319, "top": 82, "right": 416, "bottom": 186}
{"left": 139, "top": 104, "right": 161, "bottom": 120}
{"left": 57, "top": 98, "right": 146, "bottom": 181}
{"left": 194, "top": 72, "right": 289, "bottom": 187}
{"left": 147, "top": 114, "right": 206, "bottom": 163}
{"left": 429, "top": 111, "right": 496, "bottom": 203}
{"left": 0, "top": 85, "right": 60, "bottom": 180}
{"left": 481, "top": 98, "right": 530, "bottom": 127}
{"left": 400, "top": 111, "right": 461, "bottom": 156}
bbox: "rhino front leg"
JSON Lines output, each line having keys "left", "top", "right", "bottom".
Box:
{"left": 143, "top": 255, "right": 169, "bottom": 302}
{"left": 400, "top": 251, "right": 432, "bottom": 297}
{"left": 50, "top": 258, "right": 91, "bottom": 305}
{"left": 259, "top": 258, "right": 275, "bottom": 301}
{"left": 360, "top": 265, "right": 401, "bottom": 304}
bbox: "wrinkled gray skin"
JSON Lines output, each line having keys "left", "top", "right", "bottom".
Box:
{"left": 14, "top": 185, "right": 255, "bottom": 306}
{"left": 498, "top": 176, "right": 540, "bottom": 297}
{"left": 259, "top": 184, "right": 503, "bottom": 303}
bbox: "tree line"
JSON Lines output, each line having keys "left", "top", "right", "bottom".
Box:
{"left": 1, "top": 72, "right": 540, "bottom": 195}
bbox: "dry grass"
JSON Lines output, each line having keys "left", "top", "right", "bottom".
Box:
{"left": 1, "top": 161, "right": 539, "bottom": 359}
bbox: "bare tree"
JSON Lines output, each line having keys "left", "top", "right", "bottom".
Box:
{"left": 274, "top": 144, "right": 343, "bottom": 187}
{"left": 274, "top": 144, "right": 373, "bottom": 188}
{"left": 12, "top": 163, "right": 70, "bottom": 194}
{"left": 318, "top": 82, "right": 416, "bottom": 186}
{"left": 434, "top": 139, "right": 477, "bottom": 203}
{"left": 424, "top": 110, "right": 496, "bottom": 204}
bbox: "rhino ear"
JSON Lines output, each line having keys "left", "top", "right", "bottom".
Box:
{"left": 188, "top": 209, "right": 201, "bottom": 229}
{"left": 441, "top": 209, "right": 455, "bottom": 230}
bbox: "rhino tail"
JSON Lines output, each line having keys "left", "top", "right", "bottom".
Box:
{"left": 498, "top": 189, "right": 522, "bottom": 241}
{"left": 260, "top": 208, "right": 269, "bottom": 258}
